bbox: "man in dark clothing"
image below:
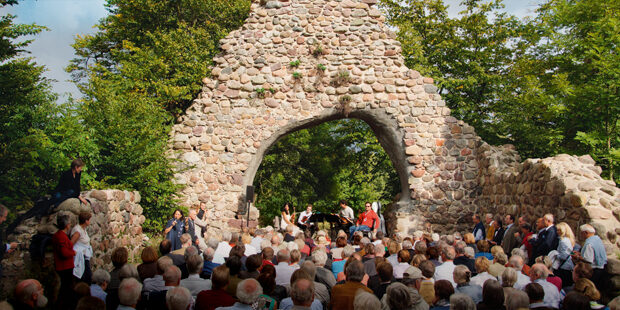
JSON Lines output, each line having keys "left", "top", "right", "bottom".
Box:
{"left": 453, "top": 241, "right": 475, "bottom": 274}
{"left": 528, "top": 214, "right": 558, "bottom": 265}
{"left": 0, "top": 205, "right": 18, "bottom": 279}
{"left": 368, "top": 262, "right": 393, "bottom": 300}
{"left": 52, "top": 159, "right": 87, "bottom": 206}
{"left": 195, "top": 265, "right": 235, "bottom": 310}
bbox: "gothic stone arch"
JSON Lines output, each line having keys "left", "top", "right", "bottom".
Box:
{"left": 171, "top": 0, "right": 620, "bottom": 246}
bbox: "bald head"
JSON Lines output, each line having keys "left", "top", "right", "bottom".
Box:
{"left": 291, "top": 278, "right": 314, "bottom": 307}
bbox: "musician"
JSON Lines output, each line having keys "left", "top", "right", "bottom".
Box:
{"left": 349, "top": 202, "right": 379, "bottom": 241}
{"left": 338, "top": 200, "right": 354, "bottom": 222}
{"left": 279, "top": 203, "right": 296, "bottom": 232}
{"left": 297, "top": 204, "right": 313, "bottom": 230}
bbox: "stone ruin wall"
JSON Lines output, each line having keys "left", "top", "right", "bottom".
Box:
{"left": 170, "top": 0, "right": 620, "bottom": 255}
{"left": 171, "top": 0, "right": 482, "bottom": 236}
{"left": 1, "top": 190, "right": 147, "bottom": 291}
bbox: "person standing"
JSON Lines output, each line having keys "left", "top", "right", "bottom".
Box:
{"left": 572, "top": 224, "right": 607, "bottom": 285}
{"left": 164, "top": 209, "right": 186, "bottom": 251}
{"left": 501, "top": 214, "right": 519, "bottom": 254}
{"left": 527, "top": 214, "right": 558, "bottom": 265}
{"left": 472, "top": 215, "right": 485, "bottom": 242}
{"left": 52, "top": 214, "right": 76, "bottom": 309}
{"left": 52, "top": 159, "right": 88, "bottom": 206}
{"left": 0, "top": 204, "right": 17, "bottom": 294}
{"left": 188, "top": 209, "right": 207, "bottom": 251}
{"left": 71, "top": 212, "right": 94, "bottom": 284}
{"left": 349, "top": 202, "right": 379, "bottom": 241}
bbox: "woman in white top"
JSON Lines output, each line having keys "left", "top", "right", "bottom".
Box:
{"left": 280, "top": 203, "right": 296, "bottom": 231}
{"left": 71, "top": 212, "right": 93, "bottom": 283}
{"left": 555, "top": 222, "right": 576, "bottom": 287}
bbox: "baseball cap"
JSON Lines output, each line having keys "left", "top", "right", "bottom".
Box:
{"left": 403, "top": 266, "right": 423, "bottom": 279}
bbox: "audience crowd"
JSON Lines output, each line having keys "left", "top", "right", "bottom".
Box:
{"left": 2, "top": 203, "right": 619, "bottom": 310}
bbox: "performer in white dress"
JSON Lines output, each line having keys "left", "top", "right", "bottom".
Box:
{"left": 280, "top": 203, "right": 298, "bottom": 234}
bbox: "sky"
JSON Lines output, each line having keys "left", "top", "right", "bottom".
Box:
{"left": 1, "top": 0, "right": 543, "bottom": 101}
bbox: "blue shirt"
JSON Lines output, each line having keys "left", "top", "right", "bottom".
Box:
{"left": 279, "top": 297, "right": 323, "bottom": 310}
{"left": 331, "top": 260, "right": 346, "bottom": 279}
{"left": 90, "top": 284, "right": 107, "bottom": 304}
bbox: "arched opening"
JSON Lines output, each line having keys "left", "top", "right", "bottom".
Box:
{"left": 243, "top": 109, "right": 412, "bottom": 225}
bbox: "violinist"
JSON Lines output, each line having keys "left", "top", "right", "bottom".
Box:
{"left": 297, "top": 204, "right": 314, "bottom": 230}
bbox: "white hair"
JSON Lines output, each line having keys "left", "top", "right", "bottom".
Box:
{"left": 221, "top": 231, "right": 232, "bottom": 242}
{"left": 237, "top": 279, "right": 263, "bottom": 305}
{"left": 92, "top": 269, "right": 111, "bottom": 286}
{"left": 207, "top": 238, "right": 219, "bottom": 249}
{"left": 311, "top": 249, "right": 328, "bottom": 266}
{"left": 402, "top": 240, "right": 413, "bottom": 250}
{"left": 119, "top": 264, "right": 139, "bottom": 281}
{"left": 260, "top": 240, "right": 271, "bottom": 250}
{"left": 543, "top": 213, "right": 554, "bottom": 223}
{"left": 464, "top": 246, "right": 475, "bottom": 259}
{"left": 342, "top": 245, "right": 355, "bottom": 258}
{"left": 505, "top": 290, "right": 529, "bottom": 310}
{"left": 203, "top": 247, "right": 215, "bottom": 261}
{"left": 580, "top": 224, "right": 596, "bottom": 234}
{"left": 286, "top": 241, "right": 299, "bottom": 251}
{"left": 166, "top": 287, "right": 192, "bottom": 310}
{"left": 118, "top": 278, "right": 142, "bottom": 306}
{"left": 413, "top": 230, "right": 424, "bottom": 239}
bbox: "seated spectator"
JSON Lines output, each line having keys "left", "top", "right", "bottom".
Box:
{"left": 428, "top": 246, "right": 441, "bottom": 267}
{"left": 76, "top": 296, "right": 105, "bottom": 310}
{"left": 454, "top": 241, "right": 475, "bottom": 274}
{"left": 213, "top": 231, "right": 233, "bottom": 264}
{"left": 333, "top": 245, "right": 354, "bottom": 279}
{"left": 119, "top": 264, "right": 140, "bottom": 282}
{"left": 241, "top": 233, "right": 257, "bottom": 256}
{"left": 370, "top": 261, "right": 393, "bottom": 300}
{"left": 574, "top": 278, "right": 606, "bottom": 310}
{"left": 470, "top": 257, "right": 495, "bottom": 287}
{"left": 430, "top": 280, "right": 454, "bottom": 310}
{"left": 449, "top": 293, "right": 476, "bottom": 310}
{"left": 561, "top": 291, "right": 591, "bottom": 310}
{"left": 535, "top": 256, "right": 562, "bottom": 291}
{"left": 500, "top": 267, "right": 519, "bottom": 305}
{"left": 90, "top": 269, "right": 110, "bottom": 303}
{"left": 507, "top": 255, "right": 531, "bottom": 290}
{"left": 138, "top": 246, "right": 159, "bottom": 281}
{"left": 118, "top": 278, "right": 142, "bottom": 310}
{"left": 463, "top": 233, "right": 477, "bottom": 253}
{"left": 564, "top": 262, "right": 593, "bottom": 294}
{"left": 504, "top": 290, "right": 529, "bottom": 310}
{"left": 202, "top": 247, "right": 220, "bottom": 279}
{"left": 354, "top": 291, "right": 381, "bottom": 310}
{"left": 260, "top": 247, "right": 275, "bottom": 270}
{"left": 529, "top": 263, "right": 561, "bottom": 309}
{"left": 289, "top": 249, "right": 301, "bottom": 269}
{"left": 393, "top": 249, "right": 412, "bottom": 279}
{"left": 166, "top": 286, "right": 192, "bottom": 310}
{"left": 381, "top": 281, "right": 428, "bottom": 310}
{"left": 290, "top": 278, "right": 316, "bottom": 310}
{"left": 108, "top": 247, "right": 129, "bottom": 291}
{"left": 215, "top": 278, "right": 263, "bottom": 310}
{"left": 13, "top": 279, "right": 48, "bottom": 309}
{"left": 330, "top": 260, "right": 373, "bottom": 310}
{"left": 143, "top": 256, "right": 174, "bottom": 293}
{"left": 73, "top": 282, "right": 92, "bottom": 309}
{"left": 488, "top": 252, "right": 507, "bottom": 277}
{"left": 195, "top": 265, "right": 235, "bottom": 310}
{"left": 331, "top": 236, "right": 347, "bottom": 261}
{"left": 476, "top": 279, "right": 505, "bottom": 310}
{"left": 239, "top": 253, "right": 262, "bottom": 279}
{"left": 256, "top": 264, "right": 287, "bottom": 304}
{"left": 301, "top": 260, "right": 330, "bottom": 307}
{"left": 453, "top": 265, "right": 482, "bottom": 304}
{"left": 362, "top": 243, "right": 378, "bottom": 276}
{"left": 225, "top": 256, "right": 243, "bottom": 298}
{"left": 312, "top": 249, "right": 336, "bottom": 290}
{"left": 419, "top": 260, "right": 436, "bottom": 305}
{"left": 411, "top": 253, "right": 428, "bottom": 268}
{"left": 180, "top": 253, "right": 212, "bottom": 297}
{"left": 386, "top": 240, "right": 400, "bottom": 267}
{"left": 144, "top": 265, "right": 183, "bottom": 310}
{"left": 474, "top": 240, "right": 493, "bottom": 261}
{"left": 433, "top": 246, "right": 457, "bottom": 287}
{"left": 160, "top": 239, "right": 185, "bottom": 271}
{"left": 279, "top": 270, "right": 323, "bottom": 310}
{"left": 525, "top": 283, "right": 552, "bottom": 310}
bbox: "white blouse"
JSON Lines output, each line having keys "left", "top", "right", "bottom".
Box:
{"left": 71, "top": 224, "right": 90, "bottom": 245}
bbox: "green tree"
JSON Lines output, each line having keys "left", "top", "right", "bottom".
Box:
{"left": 0, "top": 1, "right": 98, "bottom": 210}
{"left": 68, "top": 0, "right": 251, "bottom": 230}
{"left": 254, "top": 119, "right": 399, "bottom": 225}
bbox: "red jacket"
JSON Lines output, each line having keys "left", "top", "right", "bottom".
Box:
{"left": 356, "top": 210, "right": 379, "bottom": 230}
{"left": 52, "top": 230, "right": 75, "bottom": 271}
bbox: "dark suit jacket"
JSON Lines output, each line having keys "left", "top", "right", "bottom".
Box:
{"left": 502, "top": 224, "right": 520, "bottom": 254}
{"left": 529, "top": 226, "right": 559, "bottom": 264}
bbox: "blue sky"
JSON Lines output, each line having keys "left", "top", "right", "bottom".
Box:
{"left": 1, "top": 0, "right": 542, "bottom": 101}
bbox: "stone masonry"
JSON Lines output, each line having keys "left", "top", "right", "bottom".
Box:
{"left": 170, "top": 0, "right": 620, "bottom": 255}
{"left": 1, "top": 189, "right": 146, "bottom": 294}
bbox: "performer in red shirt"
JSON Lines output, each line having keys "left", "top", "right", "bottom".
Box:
{"left": 349, "top": 202, "right": 379, "bottom": 241}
